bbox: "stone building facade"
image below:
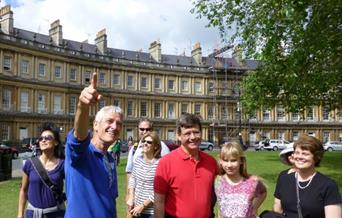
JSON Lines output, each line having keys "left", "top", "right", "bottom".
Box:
{"left": 0, "top": 5, "right": 341, "bottom": 147}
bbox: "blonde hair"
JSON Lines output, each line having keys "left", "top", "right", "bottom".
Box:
{"left": 218, "top": 141, "right": 249, "bottom": 178}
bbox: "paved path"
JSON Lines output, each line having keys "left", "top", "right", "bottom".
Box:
{"left": 12, "top": 158, "right": 24, "bottom": 178}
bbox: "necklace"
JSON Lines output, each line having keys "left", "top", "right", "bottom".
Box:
{"left": 296, "top": 172, "right": 316, "bottom": 189}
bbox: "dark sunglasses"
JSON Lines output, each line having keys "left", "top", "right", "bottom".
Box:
{"left": 39, "top": 135, "right": 54, "bottom": 142}
{"left": 142, "top": 140, "right": 153, "bottom": 145}
{"left": 139, "top": 128, "right": 151, "bottom": 132}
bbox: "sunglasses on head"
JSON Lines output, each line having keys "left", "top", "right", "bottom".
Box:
{"left": 139, "top": 128, "right": 151, "bottom": 132}
{"left": 142, "top": 139, "right": 153, "bottom": 145}
{"left": 39, "top": 135, "right": 54, "bottom": 142}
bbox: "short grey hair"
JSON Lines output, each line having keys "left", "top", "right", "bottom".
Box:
{"left": 138, "top": 118, "right": 153, "bottom": 129}
{"left": 95, "top": 105, "right": 123, "bottom": 122}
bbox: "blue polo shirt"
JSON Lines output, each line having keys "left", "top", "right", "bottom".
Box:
{"left": 64, "top": 129, "right": 118, "bottom": 218}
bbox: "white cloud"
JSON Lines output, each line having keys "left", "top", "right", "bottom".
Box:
{"left": 3, "top": 0, "right": 227, "bottom": 56}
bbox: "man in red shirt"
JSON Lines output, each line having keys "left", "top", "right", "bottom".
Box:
{"left": 154, "top": 113, "right": 218, "bottom": 218}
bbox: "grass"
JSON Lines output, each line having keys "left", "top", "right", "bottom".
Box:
{"left": 1, "top": 151, "right": 341, "bottom": 218}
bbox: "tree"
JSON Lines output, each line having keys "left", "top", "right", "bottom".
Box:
{"left": 191, "top": 0, "right": 342, "bottom": 115}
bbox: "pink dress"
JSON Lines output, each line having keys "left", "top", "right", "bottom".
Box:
{"left": 214, "top": 175, "right": 266, "bottom": 218}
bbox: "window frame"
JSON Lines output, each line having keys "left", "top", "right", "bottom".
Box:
{"left": 181, "top": 80, "right": 189, "bottom": 92}
{"left": 3, "top": 56, "right": 12, "bottom": 71}
{"left": 69, "top": 96, "right": 77, "bottom": 115}
{"left": 38, "top": 63, "right": 46, "bottom": 77}
{"left": 168, "top": 103, "right": 175, "bottom": 119}
{"left": 140, "top": 77, "right": 148, "bottom": 89}
{"left": 21, "top": 60, "right": 29, "bottom": 74}
{"left": 113, "top": 74, "right": 120, "bottom": 85}
{"left": 69, "top": 68, "right": 77, "bottom": 81}
{"left": 194, "top": 82, "right": 202, "bottom": 94}
{"left": 37, "top": 93, "right": 46, "bottom": 113}
{"left": 127, "top": 75, "right": 134, "bottom": 87}
{"left": 53, "top": 95, "right": 63, "bottom": 114}
{"left": 181, "top": 103, "right": 188, "bottom": 115}
{"left": 140, "top": 101, "right": 147, "bottom": 117}
{"left": 2, "top": 89, "right": 12, "bottom": 110}
{"left": 263, "top": 109, "right": 270, "bottom": 121}
{"left": 154, "top": 102, "right": 161, "bottom": 118}
{"left": 127, "top": 101, "right": 133, "bottom": 117}
{"left": 154, "top": 78, "right": 161, "bottom": 90}
{"left": 168, "top": 79, "right": 174, "bottom": 91}
{"left": 99, "top": 72, "right": 106, "bottom": 85}
{"left": 194, "top": 103, "right": 201, "bottom": 116}
{"left": 54, "top": 66, "right": 62, "bottom": 78}
{"left": 20, "top": 91, "right": 29, "bottom": 112}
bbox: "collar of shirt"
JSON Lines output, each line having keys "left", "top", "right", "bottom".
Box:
{"left": 176, "top": 147, "right": 202, "bottom": 162}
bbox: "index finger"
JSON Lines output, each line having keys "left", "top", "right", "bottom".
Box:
{"left": 90, "top": 72, "right": 97, "bottom": 89}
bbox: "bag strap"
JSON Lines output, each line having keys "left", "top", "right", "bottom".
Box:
{"left": 295, "top": 173, "right": 303, "bottom": 218}
{"left": 30, "top": 157, "right": 65, "bottom": 203}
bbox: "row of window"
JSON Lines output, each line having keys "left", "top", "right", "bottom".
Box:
{"left": 258, "top": 106, "right": 342, "bottom": 122}
{"left": 1, "top": 88, "right": 205, "bottom": 118}
{"left": 2, "top": 55, "right": 239, "bottom": 95}
{"left": 2, "top": 87, "right": 342, "bottom": 122}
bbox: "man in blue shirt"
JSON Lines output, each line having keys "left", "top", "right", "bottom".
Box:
{"left": 65, "top": 72, "right": 123, "bottom": 218}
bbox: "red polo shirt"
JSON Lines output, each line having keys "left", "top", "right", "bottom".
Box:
{"left": 154, "top": 147, "right": 218, "bottom": 218}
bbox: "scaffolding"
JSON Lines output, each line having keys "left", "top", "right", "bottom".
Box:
{"left": 209, "top": 44, "right": 242, "bottom": 145}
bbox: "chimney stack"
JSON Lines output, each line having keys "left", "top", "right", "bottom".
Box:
{"left": 49, "top": 19, "right": 63, "bottom": 46}
{"left": 232, "top": 46, "right": 244, "bottom": 66}
{"left": 149, "top": 40, "right": 161, "bottom": 62}
{"left": 191, "top": 42, "right": 202, "bottom": 65}
{"left": 0, "top": 5, "right": 14, "bottom": 35}
{"left": 95, "top": 28, "right": 107, "bottom": 54}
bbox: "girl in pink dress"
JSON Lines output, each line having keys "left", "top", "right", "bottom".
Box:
{"left": 215, "top": 141, "right": 267, "bottom": 218}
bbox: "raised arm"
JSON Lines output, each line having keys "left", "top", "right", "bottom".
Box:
{"left": 74, "top": 72, "right": 101, "bottom": 140}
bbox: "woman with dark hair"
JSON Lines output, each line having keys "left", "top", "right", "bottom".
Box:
{"left": 126, "top": 131, "right": 162, "bottom": 218}
{"left": 273, "top": 134, "right": 342, "bottom": 218}
{"left": 18, "top": 122, "right": 65, "bottom": 218}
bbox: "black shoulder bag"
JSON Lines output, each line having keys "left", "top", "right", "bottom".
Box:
{"left": 30, "top": 157, "right": 66, "bottom": 204}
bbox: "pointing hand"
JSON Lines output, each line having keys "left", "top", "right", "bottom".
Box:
{"left": 79, "top": 72, "right": 102, "bottom": 105}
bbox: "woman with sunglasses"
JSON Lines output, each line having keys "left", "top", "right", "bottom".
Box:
{"left": 18, "top": 122, "right": 65, "bottom": 218}
{"left": 126, "top": 131, "right": 162, "bottom": 218}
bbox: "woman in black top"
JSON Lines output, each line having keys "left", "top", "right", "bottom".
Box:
{"left": 273, "top": 135, "right": 342, "bottom": 218}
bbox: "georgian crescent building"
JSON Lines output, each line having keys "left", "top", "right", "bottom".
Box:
{"left": 1, "top": 5, "right": 341, "bottom": 147}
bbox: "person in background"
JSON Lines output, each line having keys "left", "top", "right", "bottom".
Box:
{"left": 125, "top": 118, "right": 169, "bottom": 200}
{"left": 215, "top": 141, "right": 267, "bottom": 218}
{"left": 108, "top": 139, "right": 122, "bottom": 165}
{"left": 18, "top": 122, "right": 65, "bottom": 218}
{"left": 126, "top": 132, "right": 162, "bottom": 218}
{"left": 127, "top": 136, "right": 134, "bottom": 151}
{"left": 273, "top": 134, "right": 342, "bottom": 217}
{"left": 30, "top": 140, "right": 39, "bottom": 157}
{"left": 154, "top": 113, "right": 218, "bottom": 218}
{"left": 64, "top": 72, "right": 123, "bottom": 218}
{"left": 279, "top": 147, "right": 296, "bottom": 174}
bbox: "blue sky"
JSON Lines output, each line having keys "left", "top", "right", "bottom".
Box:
{"left": 2, "top": 0, "right": 229, "bottom": 56}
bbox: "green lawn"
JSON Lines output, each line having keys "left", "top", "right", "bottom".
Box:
{"left": 1, "top": 151, "right": 341, "bottom": 218}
